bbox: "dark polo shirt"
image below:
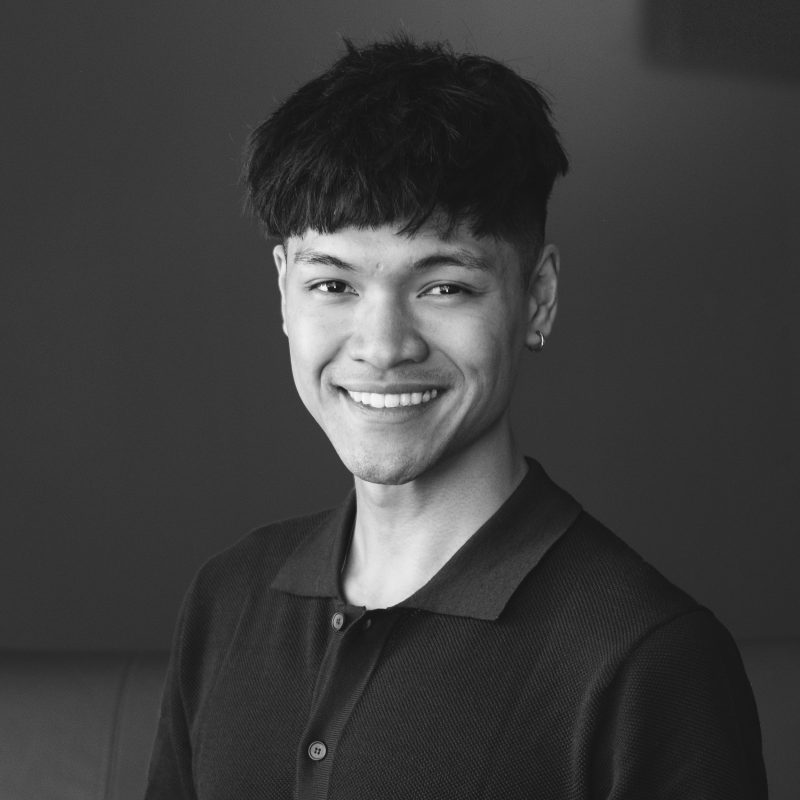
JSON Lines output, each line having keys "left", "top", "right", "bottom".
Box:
{"left": 145, "top": 460, "right": 766, "bottom": 799}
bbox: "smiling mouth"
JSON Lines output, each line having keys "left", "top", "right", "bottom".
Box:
{"left": 343, "top": 389, "right": 440, "bottom": 409}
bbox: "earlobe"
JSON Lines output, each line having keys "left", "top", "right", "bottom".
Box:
{"left": 273, "top": 243, "right": 289, "bottom": 337}
{"left": 525, "top": 244, "right": 560, "bottom": 351}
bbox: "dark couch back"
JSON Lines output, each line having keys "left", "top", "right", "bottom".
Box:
{"left": 0, "top": 652, "right": 167, "bottom": 800}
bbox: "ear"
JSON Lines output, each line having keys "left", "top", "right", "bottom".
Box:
{"left": 524, "top": 244, "right": 560, "bottom": 350}
{"left": 273, "top": 242, "right": 289, "bottom": 337}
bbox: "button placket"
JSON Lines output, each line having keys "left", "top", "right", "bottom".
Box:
{"left": 296, "top": 607, "right": 400, "bottom": 799}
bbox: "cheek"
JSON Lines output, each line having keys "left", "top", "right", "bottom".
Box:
{"left": 285, "top": 310, "right": 342, "bottom": 385}
{"left": 463, "top": 319, "right": 526, "bottom": 403}
{"left": 467, "top": 306, "right": 523, "bottom": 364}
{"left": 441, "top": 322, "right": 517, "bottom": 394}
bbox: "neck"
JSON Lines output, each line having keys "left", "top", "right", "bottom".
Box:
{"left": 342, "top": 424, "right": 527, "bottom": 609}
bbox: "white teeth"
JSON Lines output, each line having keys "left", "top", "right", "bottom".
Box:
{"left": 346, "top": 389, "right": 440, "bottom": 408}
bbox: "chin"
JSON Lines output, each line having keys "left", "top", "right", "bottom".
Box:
{"left": 338, "top": 448, "right": 434, "bottom": 486}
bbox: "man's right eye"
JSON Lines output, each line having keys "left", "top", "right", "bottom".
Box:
{"left": 309, "top": 280, "right": 355, "bottom": 294}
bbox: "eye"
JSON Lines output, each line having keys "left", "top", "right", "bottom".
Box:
{"left": 309, "top": 280, "right": 356, "bottom": 295}
{"left": 423, "top": 283, "right": 470, "bottom": 296}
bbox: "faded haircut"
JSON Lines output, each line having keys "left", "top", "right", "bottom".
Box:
{"left": 243, "top": 36, "right": 569, "bottom": 261}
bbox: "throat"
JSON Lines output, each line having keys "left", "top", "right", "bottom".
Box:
{"left": 342, "top": 551, "right": 439, "bottom": 609}
{"left": 340, "top": 507, "right": 478, "bottom": 609}
{"left": 342, "top": 443, "right": 528, "bottom": 609}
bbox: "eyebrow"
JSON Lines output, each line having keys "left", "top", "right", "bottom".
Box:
{"left": 412, "top": 250, "right": 495, "bottom": 273}
{"left": 292, "top": 248, "right": 494, "bottom": 273}
{"left": 293, "top": 251, "right": 356, "bottom": 270}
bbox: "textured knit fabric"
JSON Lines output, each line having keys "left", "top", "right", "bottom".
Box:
{"left": 145, "top": 460, "right": 767, "bottom": 799}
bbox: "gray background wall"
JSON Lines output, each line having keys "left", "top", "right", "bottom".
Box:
{"left": 3, "top": 0, "right": 798, "bottom": 650}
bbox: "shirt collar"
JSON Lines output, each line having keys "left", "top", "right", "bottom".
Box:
{"left": 271, "top": 458, "right": 581, "bottom": 621}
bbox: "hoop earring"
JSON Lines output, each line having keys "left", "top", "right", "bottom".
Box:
{"left": 531, "top": 330, "right": 545, "bottom": 352}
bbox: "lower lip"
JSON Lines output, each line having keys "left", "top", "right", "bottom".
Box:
{"left": 338, "top": 389, "right": 443, "bottom": 419}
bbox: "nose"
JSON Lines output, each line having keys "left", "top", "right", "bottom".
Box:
{"left": 347, "top": 293, "right": 428, "bottom": 369}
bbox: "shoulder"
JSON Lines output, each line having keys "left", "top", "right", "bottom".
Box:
{"left": 559, "top": 511, "right": 698, "bottom": 612}
{"left": 173, "top": 506, "right": 337, "bottom": 655}
{"left": 591, "top": 586, "right": 766, "bottom": 795}
{"left": 514, "top": 511, "right": 705, "bottom": 659}
{"left": 514, "top": 513, "right": 762, "bottom": 740}
{"left": 187, "top": 506, "right": 336, "bottom": 609}
{"left": 166, "top": 505, "right": 340, "bottom": 710}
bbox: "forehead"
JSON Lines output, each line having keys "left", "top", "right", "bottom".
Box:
{"left": 287, "top": 222, "right": 521, "bottom": 275}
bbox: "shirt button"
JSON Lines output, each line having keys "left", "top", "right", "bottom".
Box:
{"left": 331, "top": 612, "right": 345, "bottom": 631}
{"left": 308, "top": 740, "right": 327, "bottom": 761}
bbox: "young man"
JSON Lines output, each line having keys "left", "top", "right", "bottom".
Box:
{"left": 146, "top": 38, "right": 767, "bottom": 798}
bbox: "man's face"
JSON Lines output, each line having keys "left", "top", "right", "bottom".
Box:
{"left": 274, "top": 221, "right": 557, "bottom": 485}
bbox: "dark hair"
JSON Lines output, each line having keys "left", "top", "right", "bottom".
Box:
{"left": 244, "top": 36, "right": 568, "bottom": 255}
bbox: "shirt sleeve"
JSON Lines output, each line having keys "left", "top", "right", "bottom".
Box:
{"left": 593, "top": 608, "right": 768, "bottom": 799}
{"left": 144, "top": 586, "right": 200, "bottom": 800}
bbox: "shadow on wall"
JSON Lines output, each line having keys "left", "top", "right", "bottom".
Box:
{"left": 642, "top": 0, "right": 800, "bottom": 83}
